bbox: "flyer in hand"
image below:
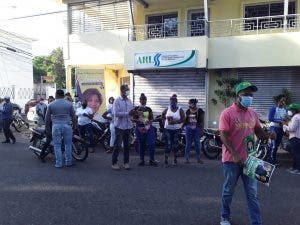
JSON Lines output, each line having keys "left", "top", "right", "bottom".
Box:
{"left": 243, "top": 156, "right": 276, "bottom": 186}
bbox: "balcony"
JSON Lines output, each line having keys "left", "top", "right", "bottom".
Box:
{"left": 129, "top": 14, "right": 300, "bottom": 41}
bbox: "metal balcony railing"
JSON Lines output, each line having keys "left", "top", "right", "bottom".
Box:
{"left": 129, "top": 19, "right": 207, "bottom": 41}
{"left": 129, "top": 14, "right": 300, "bottom": 41}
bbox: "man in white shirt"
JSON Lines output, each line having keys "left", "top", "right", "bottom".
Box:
{"left": 76, "top": 100, "right": 94, "bottom": 151}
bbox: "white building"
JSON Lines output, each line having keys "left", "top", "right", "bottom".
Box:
{"left": 0, "top": 28, "right": 34, "bottom": 109}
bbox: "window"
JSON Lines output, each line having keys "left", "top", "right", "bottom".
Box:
{"left": 69, "top": 0, "right": 130, "bottom": 34}
{"left": 146, "top": 13, "right": 178, "bottom": 38}
{"left": 244, "top": 1, "right": 296, "bottom": 30}
{"left": 188, "top": 10, "right": 206, "bottom": 36}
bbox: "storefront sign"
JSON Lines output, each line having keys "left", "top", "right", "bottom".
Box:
{"left": 134, "top": 50, "right": 197, "bottom": 69}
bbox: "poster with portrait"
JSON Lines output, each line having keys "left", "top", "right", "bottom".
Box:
{"left": 75, "top": 69, "right": 106, "bottom": 121}
{"left": 243, "top": 156, "right": 276, "bottom": 186}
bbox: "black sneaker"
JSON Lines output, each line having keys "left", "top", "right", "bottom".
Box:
{"left": 173, "top": 157, "right": 178, "bottom": 166}
{"left": 11, "top": 139, "right": 16, "bottom": 144}
{"left": 149, "top": 160, "right": 158, "bottom": 167}
{"left": 164, "top": 156, "right": 169, "bottom": 166}
{"left": 138, "top": 160, "right": 145, "bottom": 166}
{"left": 2, "top": 140, "right": 10, "bottom": 144}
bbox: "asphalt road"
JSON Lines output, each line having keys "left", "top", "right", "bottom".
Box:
{"left": 0, "top": 133, "right": 299, "bottom": 225}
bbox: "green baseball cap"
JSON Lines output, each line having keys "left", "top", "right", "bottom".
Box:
{"left": 235, "top": 81, "right": 258, "bottom": 94}
{"left": 288, "top": 103, "right": 300, "bottom": 111}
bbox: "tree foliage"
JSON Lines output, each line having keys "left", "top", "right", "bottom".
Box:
{"left": 32, "top": 47, "right": 65, "bottom": 89}
{"left": 212, "top": 74, "right": 243, "bottom": 108}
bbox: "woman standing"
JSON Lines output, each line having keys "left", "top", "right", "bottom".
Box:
{"left": 162, "top": 94, "right": 185, "bottom": 166}
{"left": 102, "top": 97, "right": 115, "bottom": 153}
{"left": 183, "top": 99, "right": 205, "bottom": 164}
{"left": 283, "top": 103, "right": 300, "bottom": 175}
{"left": 133, "top": 93, "right": 157, "bottom": 166}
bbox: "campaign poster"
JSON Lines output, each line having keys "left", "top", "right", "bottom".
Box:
{"left": 243, "top": 156, "right": 276, "bottom": 186}
{"left": 75, "top": 69, "right": 106, "bottom": 119}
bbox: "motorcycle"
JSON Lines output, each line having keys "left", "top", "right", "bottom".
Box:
{"left": 11, "top": 111, "right": 29, "bottom": 132}
{"left": 202, "top": 128, "right": 222, "bottom": 160}
{"left": 90, "top": 120, "right": 111, "bottom": 151}
{"left": 28, "top": 127, "right": 89, "bottom": 162}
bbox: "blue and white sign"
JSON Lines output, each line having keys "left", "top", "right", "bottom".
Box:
{"left": 134, "top": 50, "right": 197, "bottom": 69}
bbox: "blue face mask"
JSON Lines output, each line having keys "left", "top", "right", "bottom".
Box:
{"left": 240, "top": 96, "right": 253, "bottom": 108}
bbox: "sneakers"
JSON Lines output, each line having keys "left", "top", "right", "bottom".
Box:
{"left": 2, "top": 140, "right": 10, "bottom": 144}
{"left": 149, "top": 160, "right": 158, "bottom": 167}
{"left": 220, "top": 219, "right": 231, "bottom": 225}
{"left": 124, "top": 163, "right": 130, "bottom": 170}
{"left": 286, "top": 167, "right": 295, "bottom": 172}
{"left": 290, "top": 169, "right": 300, "bottom": 175}
{"left": 138, "top": 160, "right": 145, "bottom": 166}
{"left": 173, "top": 157, "right": 178, "bottom": 166}
{"left": 111, "top": 164, "right": 121, "bottom": 170}
{"left": 197, "top": 159, "right": 204, "bottom": 164}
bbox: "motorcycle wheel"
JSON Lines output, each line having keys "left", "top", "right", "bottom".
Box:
{"left": 202, "top": 138, "right": 222, "bottom": 160}
{"left": 72, "top": 139, "right": 89, "bottom": 161}
{"left": 31, "top": 138, "right": 43, "bottom": 157}
{"left": 103, "top": 133, "right": 110, "bottom": 151}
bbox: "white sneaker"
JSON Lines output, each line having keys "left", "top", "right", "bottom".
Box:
{"left": 111, "top": 164, "right": 120, "bottom": 170}
{"left": 124, "top": 163, "right": 130, "bottom": 170}
{"left": 290, "top": 169, "right": 300, "bottom": 175}
{"left": 220, "top": 219, "right": 231, "bottom": 225}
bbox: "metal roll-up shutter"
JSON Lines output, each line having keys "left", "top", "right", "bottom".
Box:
{"left": 237, "top": 67, "right": 300, "bottom": 119}
{"left": 133, "top": 69, "right": 207, "bottom": 116}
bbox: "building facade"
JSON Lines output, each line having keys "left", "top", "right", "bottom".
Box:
{"left": 0, "top": 28, "right": 34, "bottom": 109}
{"left": 63, "top": 0, "right": 300, "bottom": 126}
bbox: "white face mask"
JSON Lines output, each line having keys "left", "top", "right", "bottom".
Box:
{"left": 288, "top": 111, "right": 293, "bottom": 116}
{"left": 125, "top": 90, "right": 130, "bottom": 96}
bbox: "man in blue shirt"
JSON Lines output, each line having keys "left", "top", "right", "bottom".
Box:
{"left": 268, "top": 94, "right": 287, "bottom": 165}
{"left": 1, "top": 96, "right": 16, "bottom": 144}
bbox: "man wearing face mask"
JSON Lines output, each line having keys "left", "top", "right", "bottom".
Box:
{"left": 132, "top": 93, "right": 157, "bottom": 167}
{"left": 162, "top": 94, "right": 185, "bottom": 166}
{"left": 111, "top": 84, "right": 133, "bottom": 170}
{"left": 219, "top": 82, "right": 276, "bottom": 225}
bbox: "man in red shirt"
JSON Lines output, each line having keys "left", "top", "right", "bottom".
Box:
{"left": 219, "top": 82, "right": 275, "bottom": 225}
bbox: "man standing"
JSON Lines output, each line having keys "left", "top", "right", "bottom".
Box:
{"left": 112, "top": 84, "right": 133, "bottom": 170}
{"left": 0, "top": 97, "right": 4, "bottom": 133}
{"left": 268, "top": 94, "right": 287, "bottom": 165}
{"left": 1, "top": 96, "right": 16, "bottom": 144}
{"left": 45, "top": 90, "right": 76, "bottom": 168}
{"left": 36, "top": 97, "right": 47, "bottom": 127}
{"left": 219, "top": 82, "right": 275, "bottom": 225}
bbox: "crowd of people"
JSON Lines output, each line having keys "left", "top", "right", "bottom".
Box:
{"left": 1, "top": 81, "right": 300, "bottom": 225}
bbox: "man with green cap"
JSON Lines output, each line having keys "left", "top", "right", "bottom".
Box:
{"left": 283, "top": 103, "right": 300, "bottom": 174}
{"left": 219, "top": 81, "right": 276, "bottom": 225}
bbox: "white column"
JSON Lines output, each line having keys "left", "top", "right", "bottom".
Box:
{"left": 283, "top": 0, "right": 289, "bottom": 31}
{"left": 203, "top": 0, "right": 208, "bottom": 35}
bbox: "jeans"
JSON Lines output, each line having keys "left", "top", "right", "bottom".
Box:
{"left": 289, "top": 137, "right": 300, "bottom": 170}
{"left": 221, "top": 162, "right": 262, "bottom": 225}
{"left": 110, "top": 123, "right": 115, "bottom": 147}
{"left": 78, "top": 123, "right": 94, "bottom": 147}
{"left": 185, "top": 126, "right": 202, "bottom": 161}
{"left": 0, "top": 113, "right": 3, "bottom": 132}
{"left": 164, "top": 129, "right": 180, "bottom": 155}
{"left": 3, "top": 118, "right": 15, "bottom": 142}
{"left": 135, "top": 125, "right": 156, "bottom": 161}
{"left": 269, "top": 126, "right": 284, "bottom": 164}
{"left": 52, "top": 123, "right": 73, "bottom": 167}
{"left": 112, "top": 127, "right": 131, "bottom": 165}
